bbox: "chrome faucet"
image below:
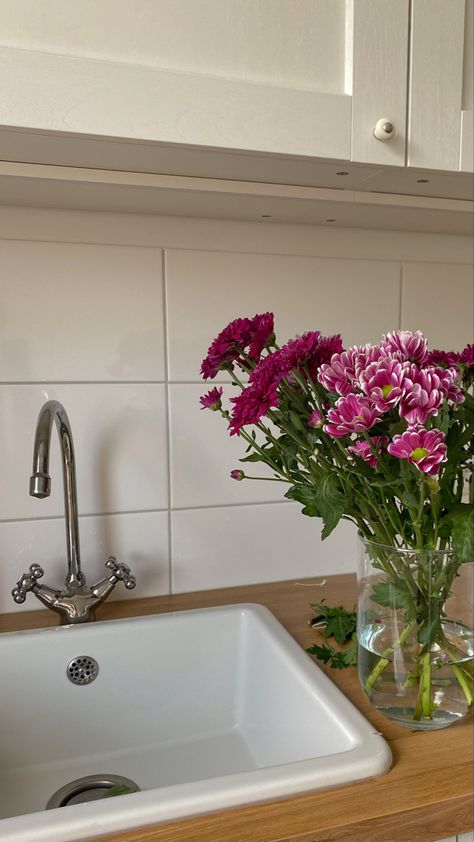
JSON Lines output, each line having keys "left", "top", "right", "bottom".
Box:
{"left": 12, "top": 400, "right": 136, "bottom": 623}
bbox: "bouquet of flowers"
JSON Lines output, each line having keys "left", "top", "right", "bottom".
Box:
{"left": 200, "top": 313, "right": 473, "bottom": 726}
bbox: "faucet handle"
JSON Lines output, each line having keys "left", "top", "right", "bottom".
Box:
{"left": 105, "top": 556, "right": 136, "bottom": 590}
{"left": 12, "top": 563, "right": 44, "bottom": 604}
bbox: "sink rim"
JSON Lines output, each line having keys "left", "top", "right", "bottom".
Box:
{"left": 0, "top": 602, "right": 392, "bottom": 842}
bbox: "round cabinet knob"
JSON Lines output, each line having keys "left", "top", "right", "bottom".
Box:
{"left": 373, "top": 118, "right": 395, "bottom": 141}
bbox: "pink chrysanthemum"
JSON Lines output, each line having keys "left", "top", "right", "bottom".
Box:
{"left": 308, "top": 408, "right": 324, "bottom": 428}
{"left": 359, "top": 358, "right": 410, "bottom": 412}
{"left": 400, "top": 366, "right": 445, "bottom": 424}
{"left": 318, "top": 343, "right": 395, "bottom": 396}
{"left": 248, "top": 312, "right": 275, "bottom": 361}
{"left": 381, "top": 330, "right": 428, "bottom": 364}
{"left": 426, "top": 349, "right": 461, "bottom": 368}
{"left": 460, "top": 343, "right": 474, "bottom": 368}
{"left": 388, "top": 427, "right": 447, "bottom": 476}
{"left": 318, "top": 348, "right": 360, "bottom": 395}
{"left": 200, "top": 318, "right": 252, "bottom": 379}
{"left": 199, "top": 386, "right": 223, "bottom": 411}
{"left": 324, "top": 394, "right": 382, "bottom": 438}
{"left": 348, "top": 436, "right": 389, "bottom": 469}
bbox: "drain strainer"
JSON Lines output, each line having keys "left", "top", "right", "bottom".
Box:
{"left": 46, "top": 774, "right": 140, "bottom": 809}
{"left": 66, "top": 655, "right": 99, "bottom": 685}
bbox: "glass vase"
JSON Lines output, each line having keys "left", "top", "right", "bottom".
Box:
{"left": 357, "top": 537, "right": 473, "bottom": 730}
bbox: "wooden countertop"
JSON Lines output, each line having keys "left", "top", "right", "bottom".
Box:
{"left": 1, "top": 574, "right": 472, "bottom": 842}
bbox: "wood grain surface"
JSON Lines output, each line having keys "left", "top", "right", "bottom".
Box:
{"left": 1, "top": 574, "right": 472, "bottom": 842}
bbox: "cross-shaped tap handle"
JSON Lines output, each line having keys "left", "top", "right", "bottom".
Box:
{"left": 12, "top": 564, "right": 44, "bottom": 604}
{"left": 105, "top": 556, "right": 136, "bottom": 590}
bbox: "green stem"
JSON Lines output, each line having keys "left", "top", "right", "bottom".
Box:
{"left": 450, "top": 663, "right": 473, "bottom": 706}
{"left": 363, "top": 621, "right": 416, "bottom": 693}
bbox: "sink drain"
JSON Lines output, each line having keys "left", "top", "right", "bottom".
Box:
{"left": 66, "top": 655, "right": 99, "bottom": 685}
{"left": 46, "top": 774, "right": 140, "bottom": 809}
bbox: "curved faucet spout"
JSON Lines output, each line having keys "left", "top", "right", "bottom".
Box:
{"left": 30, "top": 400, "right": 84, "bottom": 588}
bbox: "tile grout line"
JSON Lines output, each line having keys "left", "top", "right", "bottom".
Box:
{"left": 0, "top": 500, "right": 292, "bottom": 526}
{"left": 1, "top": 234, "right": 471, "bottom": 266}
{"left": 162, "top": 248, "right": 174, "bottom": 596}
{"left": 399, "top": 262, "right": 404, "bottom": 329}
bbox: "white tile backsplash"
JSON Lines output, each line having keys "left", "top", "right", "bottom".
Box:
{"left": 0, "top": 511, "right": 169, "bottom": 615}
{"left": 401, "top": 262, "right": 473, "bottom": 350}
{"left": 171, "top": 503, "right": 358, "bottom": 592}
{"left": 166, "top": 249, "right": 401, "bottom": 381}
{"left": 0, "top": 240, "right": 164, "bottom": 382}
{"left": 169, "top": 384, "right": 284, "bottom": 508}
{"left": 0, "top": 211, "right": 471, "bottom": 602}
{"left": 0, "top": 384, "right": 168, "bottom": 521}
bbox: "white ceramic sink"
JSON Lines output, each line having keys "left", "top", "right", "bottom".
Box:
{"left": 0, "top": 603, "right": 391, "bottom": 842}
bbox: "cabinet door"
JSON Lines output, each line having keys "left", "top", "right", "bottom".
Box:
{"left": 0, "top": 0, "right": 353, "bottom": 163}
{"left": 408, "top": 0, "right": 472, "bottom": 171}
{"left": 351, "top": 0, "right": 410, "bottom": 166}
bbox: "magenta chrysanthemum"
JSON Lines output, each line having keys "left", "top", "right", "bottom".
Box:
{"left": 324, "top": 394, "right": 382, "bottom": 438}
{"left": 229, "top": 352, "right": 282, "bottom": 435}
{"left": 388, "top": 428, "right": 447, "bottom": 476}
{"left": 279, "top": 331, "right": 321, "bottom": 372}
{"left": 399, "top": 366, "right": 446, "bottom": 424}
{"left": 200, "top": 318, "right": 252, "bottom": 379}
{"left": 359, "top": 358, "right": 409, "bottom": 412}
{"left": 199, "top": 386, "right": 223, "bottom": 411}
{"left": 426, "top": 349, "right": 461, "bottom": 368}
{"left": 460, "top": 343, "right": 474, "bottom": 368}
{"left": 381, "top": 330, "right": 428, "bottom": 364}
{"left": 308, "top": 408, "right": 324, "bottom": 428}
{"left": 248, "top": 312, "right": 275, "bottom": 361}
{"left": 348, "top": 436, "right": 389, "bottom": 469}
{"left": 277, "top": 332, "right": 344, "bottom": 380}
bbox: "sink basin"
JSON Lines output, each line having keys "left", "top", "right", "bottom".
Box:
{"left": 0, "top": 603, "right": 391, "bottom": 841}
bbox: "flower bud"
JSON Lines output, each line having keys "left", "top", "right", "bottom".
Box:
{"left": 230, "top": 469, "right": 245, "bottom": 481}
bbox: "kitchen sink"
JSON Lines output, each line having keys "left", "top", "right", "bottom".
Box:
{"left": 0, "top": 603, "right": 391, "bottom": 842}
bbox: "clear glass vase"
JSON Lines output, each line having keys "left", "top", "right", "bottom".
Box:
{"left": 357, "top": 537, "right": 474, "bottom": 730}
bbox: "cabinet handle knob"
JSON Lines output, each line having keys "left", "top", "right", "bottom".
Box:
{"left": 373, "top": 118, "right": 395, "bottom": 141}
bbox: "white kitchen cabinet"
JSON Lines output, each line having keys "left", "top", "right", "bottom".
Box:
{"left": 0, "top": 0, "right": 472, "bottom": 187}
{"left": 407, "top": 0, "right": 473, "bottom": 171}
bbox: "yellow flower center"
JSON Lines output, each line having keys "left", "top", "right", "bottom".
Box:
{"left": 411, "top": 447, "right": 429, "bottom": 462}
{"left": 381, "top": 384, "right": 394, "bottom": 398}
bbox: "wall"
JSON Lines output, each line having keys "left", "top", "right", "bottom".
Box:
{"left": 0, "top": 206, "right": 472, "bottom": 615}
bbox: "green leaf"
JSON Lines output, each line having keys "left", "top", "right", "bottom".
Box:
{"left": 239, "top": 452, "right": 264, "bottom": 463}
{"left": 313, "top": 474, "right": 345, "bottom": 539}
{"left": 451, "top": 506, "right": 474, "bottom": 562}
{"left": 307, "top": 640, "right": 357, "bottom": 669}
{"left": 284, "top": 484, "right": 321, "bottom": 518}
{"left": 371, "top": 581, "right": 412, "bottom": 611}
{"left": 401, "top": 490, "right": 418, "bottom": 508}
{"left": 310, "top": 600, "right": 356, "bottom": 644}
